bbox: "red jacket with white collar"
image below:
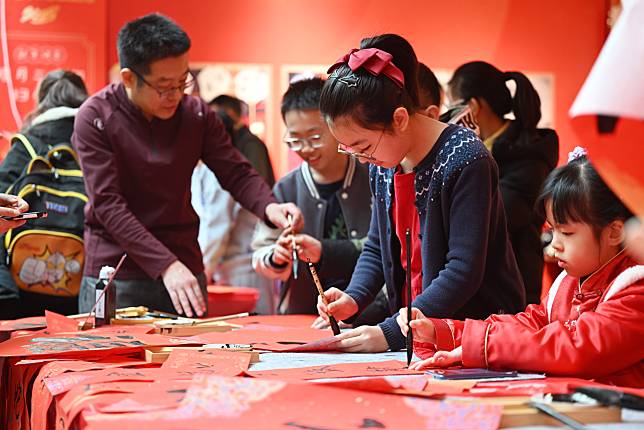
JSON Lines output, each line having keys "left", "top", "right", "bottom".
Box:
{"left": 427, "top": 251, "right": 644, "bottom": 387}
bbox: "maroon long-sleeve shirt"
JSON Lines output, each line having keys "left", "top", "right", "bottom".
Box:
{"left": 72, "top": 83, "right": 276, "bottom": 280}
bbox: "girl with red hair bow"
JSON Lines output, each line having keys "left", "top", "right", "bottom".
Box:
{"left": 315, "top": 34, "right": 525, "bottom": 354}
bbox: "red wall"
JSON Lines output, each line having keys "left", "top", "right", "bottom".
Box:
{"left": 104, "top": 0, "right": 605, "bottom": 177}
{"left": 0, "top": 0, "right": 106, "bottom": 155}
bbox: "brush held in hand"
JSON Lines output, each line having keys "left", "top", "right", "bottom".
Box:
{"left": 288, "top": 214, "right": 298, "bottom": 279}
{"left": 307, "top": 261, "right": 341, "bottom": 335}
{"left": 405, "top": 228, "right": 413, "bottom": 367}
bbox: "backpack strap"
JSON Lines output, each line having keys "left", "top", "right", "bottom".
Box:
{"left": 26, "top": 157, "right": 53, "bottom": 174}
{"left": 11, "top": 134, "right": 38, "bottom": 160}
{"left": 46, "top": 144, "right": 81, "bottom": 172}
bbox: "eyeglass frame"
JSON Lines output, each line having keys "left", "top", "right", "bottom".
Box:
{"left": 130, "top": 68, "right": 195, "bottom": 99}
{"left": 336, "top": 128, "right": 386, "bottom": 162}
{"left": 282, "top": 133, "right": 326, "bottom": 152}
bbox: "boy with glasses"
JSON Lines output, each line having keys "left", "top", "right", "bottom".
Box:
{"left": 252, "top": 78, "right": 387, "bottom": 323}
{"left": 72, "top": 13, "right": 301, "bottom": 318}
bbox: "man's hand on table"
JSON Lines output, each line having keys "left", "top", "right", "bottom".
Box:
{"left": 161, "top": 260, "right": 206, "bottom": 318}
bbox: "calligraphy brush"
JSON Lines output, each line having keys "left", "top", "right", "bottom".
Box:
{"left": 288, "top": 214, "right": 298, "bottom": 279}
{"left": 81, "top": 254, "right": 127, "bottom": 330}
{"left": 405, "top": 228, "right": 413, "bottom": 367}
{"left": 307, "top": 260, "right": 341, "bottom": 335}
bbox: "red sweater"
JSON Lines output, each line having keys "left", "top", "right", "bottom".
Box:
{"left": 72, "top": 84, "right": 275, "bottom": 280}
{"left": 427, "top": 251, "right": 644, "bottom": 388}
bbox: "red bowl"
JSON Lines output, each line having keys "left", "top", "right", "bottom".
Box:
{"left": 207, "top": 285, "right": 259, "bottom": 317}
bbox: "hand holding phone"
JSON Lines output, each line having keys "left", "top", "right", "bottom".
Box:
{"left": 0, "top": 211, "right": 48, "bottom": 221}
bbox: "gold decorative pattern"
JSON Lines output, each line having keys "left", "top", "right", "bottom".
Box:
{"left": 20, "top": 5, "right": 61, "bottom": 25}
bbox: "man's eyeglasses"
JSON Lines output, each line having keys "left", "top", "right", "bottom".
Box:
{"left": 131, "top": 68, "right": 195, "bottom": 99}
{"left": 283, "top": 134, "right": 324, "bottom": 152}
{"left": 336, "top": 128, "right": 385, "bottom": 162}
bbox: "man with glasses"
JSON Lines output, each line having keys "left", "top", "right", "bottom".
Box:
{"left": 72, "top": 13, "right": 301, "bottom": 318}
{"left": 252, "top": 78, "right": 388, "bottom": 324}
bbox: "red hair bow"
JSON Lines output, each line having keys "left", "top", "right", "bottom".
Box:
{"left": 327, "top": 48, "right": 405, "bottom": 88}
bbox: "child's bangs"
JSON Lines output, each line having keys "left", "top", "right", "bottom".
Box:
{"left": 548, "top": 178, "right": 591, "bottom": 226}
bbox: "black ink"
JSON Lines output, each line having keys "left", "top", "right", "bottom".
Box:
{"left": 360, "top": 418, "right": 386, "bottom": 428}
{"left": 284, "top": 422, "right": 332, "bottom": 430}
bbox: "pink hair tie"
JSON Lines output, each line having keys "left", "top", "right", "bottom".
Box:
{"left": 327, "top": 48, "right": 405, "bottom": 88}
{"left": 568, "top": 146, "right": 588, "bottom": 163}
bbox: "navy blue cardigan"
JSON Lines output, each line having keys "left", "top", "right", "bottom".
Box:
{"left": 346, "top": 125, "right": 526, "bottom": 350}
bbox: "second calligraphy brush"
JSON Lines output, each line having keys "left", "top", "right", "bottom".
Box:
{"left": 405, "top": 228, "right": 413, "bottom": 367}
{"left": 288, "top": 214, "right": 298, "bottom": 279}
{"left": 308, "top": 261, "right": 341, "bottom": 335}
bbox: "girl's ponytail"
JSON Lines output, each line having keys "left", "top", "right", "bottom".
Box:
{"left": 504, "top": 71, "right": 541, "bottom": 130}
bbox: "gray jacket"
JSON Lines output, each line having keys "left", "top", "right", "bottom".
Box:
{"left": 252, "top": 158, "right": 373, "bottom": 315}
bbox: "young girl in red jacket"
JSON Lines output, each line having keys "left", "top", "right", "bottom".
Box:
{"left": 398, "top": 148, "right": 644, "bottom": 388}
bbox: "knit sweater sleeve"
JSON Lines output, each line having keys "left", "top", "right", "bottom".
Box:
{"left": 414, "top": 157, "right": 498, "bottom": 315}
{"left": 344, "top": 195, "right": 385, "bottom": 313}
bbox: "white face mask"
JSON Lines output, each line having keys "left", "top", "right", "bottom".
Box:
{"left": 439, "top": 104, "right": 481, "bottom": 137}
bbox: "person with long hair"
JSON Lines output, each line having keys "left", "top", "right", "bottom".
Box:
{"left": 316, "top": 34, "right": 525, "bottom": 352}
{"left": 447, "top": 62, "right": 559, "bottom": 304}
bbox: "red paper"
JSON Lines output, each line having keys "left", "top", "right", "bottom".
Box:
{"left": 95, "top": 380, "right": 190, "bottom": 413}
{"left": 226, "top": 314, "right": 318, "bottom": 328}
{"left": 45, "top": 310, "right": 79, "bottom": 333}
{"left": 191, "top": 325, "right": 331, "bottom": 348}
{"left": 254, "top": 336, "right": 341, "bottom": 352}
{"left": 0, "top": 317, "right": 46, "bottom": 341}
{"left": 76, "top": 374, "right": 502, "bottom": 430}
{"left": 320, "top": 374, "right": 430, "bottom": 394}
{"left": 161, "top": 349, "right": 251, "bottom": 378}
{"left": 0, "top": 325, "right": 192, "bottom": 358}
{"left": 247, "top": 360, "right": 424, "bottom": 381}
{"left": 30, "top": 357, "right": 150, "bottom": 430}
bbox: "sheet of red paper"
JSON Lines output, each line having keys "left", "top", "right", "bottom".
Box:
{"left": 190, "top": 325, "right": 332, "bottom": 349}
{"left": 57, "top": 381, "right": 144, "bottom": 430}
{"left": 56, "top": 369, "right": 201, "bottom": 429}
{"left": 0, "top": 325, "right": 193, "bottom": 358}
{"left": 0, "top": 316, "right": 46, "bottom": 341}
{"left": 45, "top": 310, "right": 79, "bottom": 333}
{"left": 30, "top": 357, "right": 151, "bottom": 430}
{"left": 2, "top": 356, "right": 48, "bottom": 430}
{"left": 5, "top": 359, "right": 28, "bottom": 430}
{"left": 247, "top": 360, "right": 424, "bottom": 381}
{"left": 254, "top": 336, "right": 341, "bottom": 352}
{"left": 319, "top": 374, "right": 430, "bottom": 394}
{"left": 161, "top": 349, "right": 251, "bottom": 378}
{"left": 94, "top": 379, "right": 190, "bottom": 413}
{"left": 468, "top": 377, "right": 644, "bottom": 398}
{"left": 225, "top": 314, "right": 318, "bottom": 328}
{"left": 76, "top": 374, "right": 502, "bottom": 430}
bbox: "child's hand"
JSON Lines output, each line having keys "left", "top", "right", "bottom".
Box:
{"left": 396, "top": 307, "right": 436, "bottom": 344}
{"left": 334, "top": 325, "right": 389, "bottom": 353}
{"left": 293, "top": 234, "right": 322, "bottom": 263}
{"left": 310, "top": 315, "right": 351, "bottom": 330}
{"left": 317, "top": 287, "right": 358, "bottom": 322}
{"left": 272, "top": 229, "right": 295, "bottom": 265}
{"left": 409, "top": 346, "right": 463, "bottom": 370}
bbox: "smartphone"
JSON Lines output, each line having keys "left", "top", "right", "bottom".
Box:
{"left": 1, "top": 211, "right": 48, "bottom": 221}
{"left": 428, "top": 368, "right": 518, "bottom": 380}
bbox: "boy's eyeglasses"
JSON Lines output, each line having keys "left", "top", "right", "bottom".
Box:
{"left": 336, "top": 128, "right": 385, "bottom": 162}
{"left": 131, "top": 69, "right": 195, "bottom": 99}
{"left": 283, "top": 134, "right": 324, "bottom": 152}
